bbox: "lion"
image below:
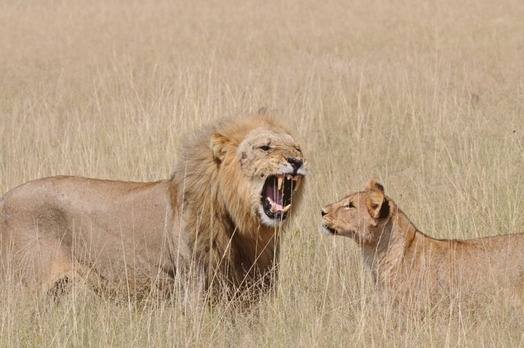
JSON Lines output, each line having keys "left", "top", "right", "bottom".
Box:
{"left": 0, "top": 112, "right": 306, "bottom": 301}
{"left": 320, "top": 180, "right": 524, "bottom": 304}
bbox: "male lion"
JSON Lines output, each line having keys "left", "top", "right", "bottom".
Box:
{"left": 320, "top": 180, "right": 524, "bottom": 304}
{"left": 0, "top": 113, "right": 306, "bottom": 300}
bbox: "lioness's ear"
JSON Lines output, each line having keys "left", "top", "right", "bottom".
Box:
{"left": 365, "top": 179, "right": 384, "bottom": 193}
{"left": 210, "top": 132, "right": 230, "bottom": 162}
{"left": 365, "top": 179, "right": 389, "bottom": 219}
{"left": 366, "top": 190, "right": 386, "bottom": 219}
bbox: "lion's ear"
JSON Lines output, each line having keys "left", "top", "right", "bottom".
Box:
{"left": 366, "top": 190, "right": 386, "bottom": 219}
{"left": 365, "top": 179, "right": 389, "bottom": 219}
{"left": 365, "top": 179, "right": 384, "bottom": 193}
{"left": 210, "top": 132, "right": 230, "bottom": 162}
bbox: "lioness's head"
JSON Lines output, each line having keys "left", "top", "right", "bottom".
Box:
{"left": 210, "top": 114, "right": 306, "bottom": 228}
{"left": 320, "top": 180, "right": 391, "bottom": 243}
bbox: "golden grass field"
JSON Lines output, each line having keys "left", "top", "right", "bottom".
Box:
{"left": 1, "top": 0, "right": 524, "bottom": 346}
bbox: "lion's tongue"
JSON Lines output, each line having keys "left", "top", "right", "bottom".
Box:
{"left": 266, "top": 183, "right": 284, "bottom": 207}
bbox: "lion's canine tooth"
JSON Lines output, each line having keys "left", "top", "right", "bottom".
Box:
{"left": 294, "top": 178, "right": 301, "bottom": 192}
{"left": 282, "top": 204, "right": 291, "bottom": 212}
{"left": 286, "top": 174, "right": 292, "bottom": 180}
{"left": 277, "top": 176, "right": 283, "bottom": 190}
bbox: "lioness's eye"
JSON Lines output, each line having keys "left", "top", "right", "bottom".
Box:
{"left": 259, "top": 145, "right": 271, "bottom": 151}
{"left": 345, "top": 202, "right": 355, "bottom": 209}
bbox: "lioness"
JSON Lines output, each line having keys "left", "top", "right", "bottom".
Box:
{"left": 321, "top": 180, "right": 524, "bottom": 302}
{"left": 0, "top": 113, "right": 306, "bottom": 299}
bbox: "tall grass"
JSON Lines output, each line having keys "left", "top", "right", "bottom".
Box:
{"left": 1, "top": 0, "right": 523, "bottom": 346}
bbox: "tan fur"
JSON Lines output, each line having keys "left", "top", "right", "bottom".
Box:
{"left": 321, "top": 180, "right": 524, "bottom": 302}
{"left": 0, "top": 113, "right": 305, "bottom": 299}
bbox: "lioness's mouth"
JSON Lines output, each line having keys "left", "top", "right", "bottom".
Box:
{"left": 260, "top": 174, "right": 302, "bottom": 222}
{"left": 321, "top": 224, "right": 337, "bottom": 235}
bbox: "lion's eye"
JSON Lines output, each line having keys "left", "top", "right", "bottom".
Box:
{"left": 345, "top": 202, "right": 355, "bottom": 209}
{"left": 259, "top": 145, "right": 271, "bottom": 151}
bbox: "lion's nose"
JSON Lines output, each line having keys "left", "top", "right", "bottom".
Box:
{"left": 321, "top": 209, "right": 327, "bottom": 217}
{"left": 287, "top": 157, "right": 303, "bottom": 172}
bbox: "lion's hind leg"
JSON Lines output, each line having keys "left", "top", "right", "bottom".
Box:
{"left": 42, "top": 256, "right": 102, "bottom": 303}
{"left": 42, "top": 256, "right": 77, "bottom": 301}
{"left": 11, "top": 232, "right": 90, "bottom": 301}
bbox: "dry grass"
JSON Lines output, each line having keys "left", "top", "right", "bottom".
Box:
{"left": 1, "top": 0, "right": 524, "bottom": 346}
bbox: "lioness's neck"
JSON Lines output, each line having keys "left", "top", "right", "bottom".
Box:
{"left": 361, "top": 203, "right": 422, "bottom": 286}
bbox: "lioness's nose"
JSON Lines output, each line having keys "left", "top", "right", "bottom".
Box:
{"left": 287, "top": 157, "right": 303, "bottom": 171}
{"left": 321, "top": 209, "right": 327, "bottom": 217}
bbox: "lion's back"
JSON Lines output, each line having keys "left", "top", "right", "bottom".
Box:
{"left": 0, "top": 175, "right": 176, "bottom": 289}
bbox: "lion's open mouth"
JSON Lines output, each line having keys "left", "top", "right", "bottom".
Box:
{"left": 260, "top": 174, "right": 302, "bottom": 222}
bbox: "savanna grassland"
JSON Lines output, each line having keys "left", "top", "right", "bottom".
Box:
{"left": 1, "top": 0, "right": 524, "bottom": 346}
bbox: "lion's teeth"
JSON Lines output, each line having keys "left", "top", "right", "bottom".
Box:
{"left": 286, "top": 174, "right": 292, "bottom": 180}
{"left": 282, "top": 204, "right": 291, "bottom": 212}
{"left": 294, "top": 179, "right": 301, "bottom": 192}
{"left": 277, "top": 176, "right": 283, "bottom": 190}
{"left": 271, "top": 203, "right": 284, "bottom": 213}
